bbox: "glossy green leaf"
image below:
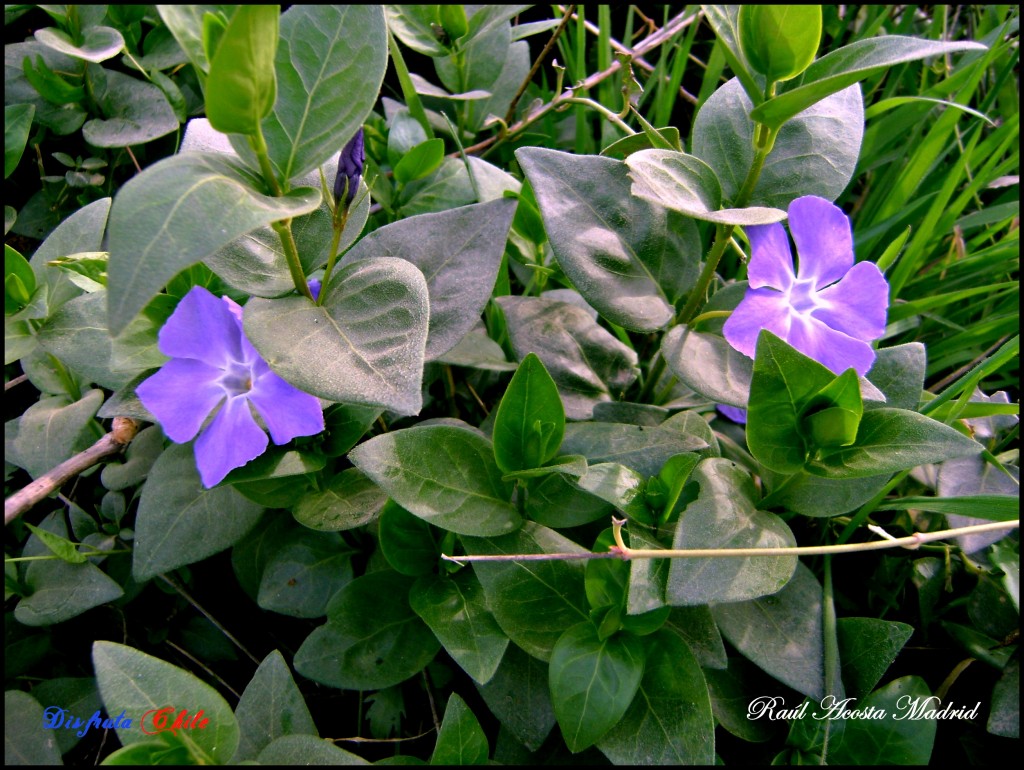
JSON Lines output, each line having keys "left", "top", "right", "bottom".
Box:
{"left": 712, "top": 562, "right": 825, "bottom": 699}
{"left": 493, "top": 353, "right": 564, "bottom": 473}
{"left": 463, "top": 523, "right": 589, "bottom": 660}
{"left": 800, "top": 369, "right": 863, "bottom": 448}
{"left": 292, "top": 468, "right": 387, "bottom": 532}
{"left": 378, "top": 501, "right": 439, "bottom": 577}
{"left": 340, "top": 199, "right": 515, "bottom": 360}
{"left": 7, "top": 42, "right": 86, "bottom": 134}
{"left": 477, "top": 644, "right": 555, "bottom": 751}
{"left": 350, "top": 425, "right": 520, "bottom": 536}
{"left": 23, "top": 522, "right": 86, "bottom": 564}
{"left": 751, "top": 36, "right": 987, "bottom": 130}
{"left": 107, "top": 153, "right": 320, "bottom": 334}
{"left": 807, "top": 408, "right": 982, "bottom": 478}
{"left": 93, "top": 641, "right": 240, "bottom": 762}
{"left": 760, "top": 470, "right": 890, "bottom": 517}
{"left": 4, "top": 691, "right": 62, "bottom": 765}
{"left": 294, "top": 570, "right": 440, "bottom": 690}
{"left": 501, "top": 454, "right": 587, "bottom": 482}
{"left": 738, "top": 6, "right": 820, "bottom": 82}
{"left": 205, "top": 5, "right": 278, "bottom": 135}
{"left": 35, "top": 25, "right": 124, "bottom": 63}
{"left": 625, "top": 149, "right": 787, "bottom": 225}
{"left": 4, "top": 104, "right": 34, "bottom": 179}
{"left": 517, "top": 147, "right": 701, "bottom": 332}
{"left": 829, "top": 676, "right": 936, "bottom": 764}
{"left": 411, "top": 571, "right": 509, "bottom": 685}
{"left": 597, "top": 627, "right": 715, "bottom": 764}
{"left": 257, "top": 532, "right": 353, "bottom": 618}
{"left": 497, "top": 295, "right": 639, "bottom": 420}
{"left": 668, "top": 458, "right": 796, "bottom": 604}
{"left": 431, "top": 693, "right": 489, "bottom": 765}
{"left": 747, "top": 331, "right": 838, "bottom": 473}
{"left": 836, "top": 618, "right": 914, "bottom": 699}
{"left": 549, "top": 623, "right": 645, "bottom": 753}
{"left": 244, "top": 257, "right": 428, "bottom": 415}
{"left": 525, "top": 473, "right": 615, "bottom": 529}
{"left": 232, "top": 650, "right": 318, "bottom": 762}
{"left": 132, "top": 442, "right": 264, "bottom": 581}
{"left": 157, "top": 5, "right": 229, "bottom": 77}
{"left": 700, "top": 5, "right": 762, "bottom": 106}
{"left": 662, "top": 326, "right": 753, "bottom": 407}
{"left": 574, "top": 463, "right": 649, "bottom": 520}
{"left": 394, "top": 138, "right": 445, "bottom": 184}
{"left": 561, "top": 412, "right": 708, "bottom": 478}
{"left": 692, "top": 77, "right": 863, "bottom": 209}
{"left": 5, "top": 244, "right": 37, "bottom": 314}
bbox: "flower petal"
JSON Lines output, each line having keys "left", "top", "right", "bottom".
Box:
{"left": 158, "top": 286, "right": 244, "bottom": 367}
{"left": 248, "top": 365, "right": 325, "bottom": 444}
{"left": 194, "top": 395, "right": 269, "bottom": 487}
{"left": 788, "top": 314, "right": 876, "bottom": 376}
{"left": 717, "top": 404, "right": 748, "bottom": 424}
{"left": 789, "top": 196, "right": 853, "bottom": 290}
{"left": 813, "top": 261, "right": 889, "bottom": 342}
{"left": 746, "top": 222, "right": 795, "bottom": 290}
{"left": 723, "top": 288, "right": 794, "bottom": 359}
{"left": 136, "top": 359, "right": 225, "bottom": 443}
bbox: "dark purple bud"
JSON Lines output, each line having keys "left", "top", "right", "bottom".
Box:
{"left": 334, "top": 128, "right": 364, "bottom": 205}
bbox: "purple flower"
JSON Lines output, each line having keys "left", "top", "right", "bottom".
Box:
{"left": 307, "top": 278, "right": 322, "bottom": 302}
{"left": 723, "top": 196, "right": 889, "bottom": 376}
{"left": 334, "top": 128, "right": 364, "bottom": 205}
{"left": 717, "top": 405, "right": 748, "bottom": 424}
{"left": 137, "top": 286, "right": 324, "bottom": 487}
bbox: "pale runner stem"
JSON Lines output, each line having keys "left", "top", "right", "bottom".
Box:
{"left": 440, "top": 518, "right": 1019, "bottom": 563}
{"left": 5, "top": 418, "right": 140, "bottom": 525}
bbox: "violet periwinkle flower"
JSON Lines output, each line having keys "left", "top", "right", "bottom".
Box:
{"left": 137, "top": 286, "right": 324, "bottom": 488}
{"left": 334, "top": 128, "right": 364, "bottom": 205}
{"left": 723, "top": 195, "right": 889, "bottom": 377}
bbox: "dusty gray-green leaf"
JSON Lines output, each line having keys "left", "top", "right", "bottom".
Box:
{"left": 107, "top": 153, "right": 320, "bottom": 334}
{"left": 82, "top": 68, "right": 179, "bottom": 147}
{"left": 244, "top": 257, "right": 429, "bottom": 416}
{"left": 5, "top": 691, "right": 62, "bottom": 765}
{"left": 232, "top": 650, "right": 318, "bottom": 762}
{"left": 292, "top": 468, "right": 387, "bottom": 532}
{"left": 477, "top": 643, "right": 555, "bottom": 751}
{"left": 662, "top": 326, "right": 753, "bottom": 408}
{"left": 430, "top": 693, "right": 490, "bottom": 765}
{"left": 517, "top": 147, "right": 700, "bottom": 332}
{"left": 12, "top": 389, "right": 103, "bottom": 479}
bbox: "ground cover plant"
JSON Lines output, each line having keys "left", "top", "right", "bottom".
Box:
{"left": 4, "top": 4, "right": 1020, "bottom": 766}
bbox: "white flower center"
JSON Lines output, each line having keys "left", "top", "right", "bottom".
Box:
{"left": 219, "top": 360, "right": 254, "bottom": 397}
{"left": 788, "top": 278, "right": 821, "bottom": 314}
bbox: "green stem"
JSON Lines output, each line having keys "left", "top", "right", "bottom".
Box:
{"left": 676, "top": 223, "right": 731, "bottom": 325}
{"left": 820, "top": 554, "right": 840, "bottom": 763}
{"left": 248, "top": 126, "right": 283, "bottom": 197}
{"left": 388, "top": 30, "right": 434, "bottom": 139}
{"left": 318, "top": 206, "right": 348, "bottom": 305}
{"left": 637, "top": 352, "right": 666, "bottom": 404}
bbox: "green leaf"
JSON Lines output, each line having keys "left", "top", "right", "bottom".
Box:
{"left": 244, "top": 257, "right": 428, "bottom": 415}
{"left": 865, "top": 343, "right": 926, "bottom": 410}
{"left": 292, "top": 468, "right": 388, "bottom": 532}
{"left": 549, "top": 623, "right": 645, "bottom": 753}
{"left": 662, "top": 326, "right": 753, "bottom": 407}
{"left": 4, "top": 104, "right": 34, "bottom": 179}
{"left": 477, "top": 644, "right": 555, "bottom": 751}
{"left": 205, "top": 5, "right": 278, "bottom": 135}
{"left": 625, "top": 149, "right": 787, "bottom": 225}
{"left": 760, "top": 470, "right": 889, "bottom": 517}
{"left": 93, "top": 641, "right": 240, "bottom": 763}
{"left": 11, "top": 389, "right": 103, "bottom": 479}
{"left": 836, "top": 618, "right": 914, "bottom": 699}
{"left": 700, "top": 5, "right": 762, "bottom": 106}
{"left": 988, "top": 658, "right": 1019, "bottom": 739}
{"left": 597, "top": 627, "right": 715, "bottom": 764}
{"left": 35, "top": 24, "right": 124, "bottom": 63}
{"left": 22, "top": 52, "right": 84, "bottom": 104}
{"left": 394, "top": 138, "right": 445, "bottom": 184}
{"left": 493, "top": 353, "right": 564, "bottom": 473}
{"left": 257, "top": 533, "right": 354, "bottom": 618}
{"left": 463, "top": 522, "right": 589, "bottom": 660}
{"left": 667, "top": 458, "right": 797, "bottom": 604}
{"left": 107, "top": 153, "right": 320, "bottom": 334}
{"left": 601, "top": 127, "right": 682, "bottom": 159}
{"left": 431, "top": 693, "right": 489, "bottom": 765}
{"left": 23, "top": 522, "right": 86, "bottom": 564}
{"left": 829, "top": 676, "right": 936, "bottom": 764}
{"left": 378, "top": 501, "right": 439, "bottom": 577}
{"left": 574, "top": 463, "right": 649, "bottom": 520}
{"left": 800, "top": 368, "right": 864, "bottom": 449}
{"left": 747, "top": 331, "right": 838, "bottom": 473}
{"left": 516, "top": 147, "right": 701, "bottom": 332}
{"left": 807, "top": 408, "right": 982, "bottom": 478}
{"left": 257, "top": 735, "right": 369, "bottom": 765}
{"left": 350, "top": 425, "right": 520, "bottom": 536}
{"left": 386, "top": 6, "right": 447, "bottom": 57}
{"left": 411, "top": 571, "right": 509, "bottom": 685}
{"left": 4, "top": 691, "right": 63, "bottom": 765}
{"left": 738, "top": 6, "right": 820, "bottom": 82}
{"left": 8, "top": 42, "right": 86, "bottom": 134}
{"left": 525, "top": 473, "right": 615, "bottom": 529}
{"left": 497, "top": 296, "right": 639, "bottom": 420}
{"left": 712, "top": 562, "right": 825, "bottom": 700}
{"left": 692, "top": 77, "right": 863, "bottom": 209}
{"left": 340, "top": 199, "right": 515, "bottom": 360}
{"left": 132, "top": 443, "right": 264, "bottom": 581}
{"left": 232, "top": 650, "right": 318, "bottom": 762}
{"left": 750, "top": 36, "right": 987, "bottom": 130}
{"left": 82, "top": 68, "right": 180, "bottom": 147}
{"left": 243, "top": 5, "right": 387, "bottom": 181}
{"left": 561, "top": 412, "right": 709, "bottom": 478}
{"left": 30, "top": 678, "right": 101, "bottom": 755}
{"left": 876, "top": 494, "right": 1020, "bottom": 521}
{"left": 294, "top": 570, "right": 440, "bottom": 690}
{"left": 5, "top": 244, "right": 37, "bottom": 314}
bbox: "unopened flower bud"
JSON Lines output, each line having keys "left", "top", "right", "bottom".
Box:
{"left": 334, "top": 128, "right": 364, "bottom": 205}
